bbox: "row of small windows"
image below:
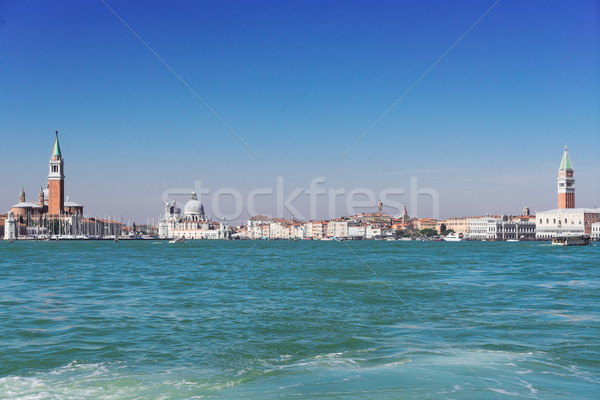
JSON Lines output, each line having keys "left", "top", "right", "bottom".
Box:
{"left": 539, "top": 218, "right": 589, "bottom": 225}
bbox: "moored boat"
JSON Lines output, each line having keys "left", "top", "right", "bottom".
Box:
{"left": 551, "top": 234, "right": 590, "bottom": 246}
{"left": 444, "top": 232, "right": 463, "bottom": 242}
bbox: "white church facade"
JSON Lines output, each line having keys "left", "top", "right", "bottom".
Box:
{"left": 158, "top": 191, "right": 231, "bottom": 240}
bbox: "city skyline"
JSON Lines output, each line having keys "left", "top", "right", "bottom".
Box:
{"left": 3, "top": 130, "right": 597, "bottom": 226}
{"left": 1, "top": 1, "right": 599, "bottom": 222}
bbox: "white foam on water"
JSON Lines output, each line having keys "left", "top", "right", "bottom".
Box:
{"left": 380, "top": 359, "right": 412, "bottom": 368}
{"left": 515, "top": 369, "right": 533, "bottom": 375}
{"left": 517, "top": 378, "right": 538, "bottom": 395}
{"left": 0, "top": 361, "right": 244, "bottom": 400}
{"left": 2, "top": 349, "right": 596, "bottom": 399}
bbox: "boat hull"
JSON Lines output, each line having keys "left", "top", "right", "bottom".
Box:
{"left": 551, "top": 235, "right": 590, "bottom": 246}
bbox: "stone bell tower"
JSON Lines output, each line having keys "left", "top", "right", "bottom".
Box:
{"left": 557, "top": 145, "right": 575, "bottom": 209}
{"left": 48, "top": 131, "right": 65, "bottom": 216}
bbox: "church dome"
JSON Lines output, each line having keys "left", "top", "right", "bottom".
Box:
{"left": 184, "top": 191, "right": 204, "bottom": 216}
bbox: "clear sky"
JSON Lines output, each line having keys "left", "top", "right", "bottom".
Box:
{"left": 1, "top": 0, "right": 599, "bottom": 223}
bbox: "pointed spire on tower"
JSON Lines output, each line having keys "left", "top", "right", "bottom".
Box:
{"left": 401, "top": 204, "right": 409, "bottom": 223}
{"left": 559, "top": 145, "right": 572, "bottom": 171}
{"left": 52, "top": 131, "right": 62, "bottom": 157}
{"left": 19, "top": 187, "right": 25, "bottom": 203}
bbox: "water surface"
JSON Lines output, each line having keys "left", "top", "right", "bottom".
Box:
{"left": 1, "top": 240, "right": 598, "bottom": 399}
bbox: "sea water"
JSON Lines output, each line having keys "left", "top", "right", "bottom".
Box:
{"left": 0, "top": 240, "right": 598, "bottom": 399}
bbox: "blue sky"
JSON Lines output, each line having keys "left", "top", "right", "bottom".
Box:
{"left": 1, "top": 0, "right": 599, "bottom": 223}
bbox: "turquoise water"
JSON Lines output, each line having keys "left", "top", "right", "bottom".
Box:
{"left": 0, "top": 240, "right": 598, "bottom": 399}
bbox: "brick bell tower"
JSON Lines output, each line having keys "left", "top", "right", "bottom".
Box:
{"left": 48, "top": 131, "right": 65, "bottom": 216}
{"left": 557, "top": 145, "right": 575, "bottom": 209}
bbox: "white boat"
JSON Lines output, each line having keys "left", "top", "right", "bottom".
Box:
{"left": 169, "top": 238, "right": 186, "bottom": 244}
{"left": 506, "top": 239, "right": 519, "bottom": 242}
{"left": 444, "top": 232, "right": 463, "bottom": 242}
{"left": 551, "top": 234, "right": 590, "bottom": 246}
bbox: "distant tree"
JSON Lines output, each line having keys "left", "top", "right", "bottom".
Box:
{"left": 395, "top": 229, "right": 408, "bottom": 237}
{"left": 439, "top": 223, "right": 447, "bottom": 233}
{"left": 440, "top": 229, "right": 455, "bottom": 236}
{"left": 419, "top": 228, "right": 437, "bottom": 237}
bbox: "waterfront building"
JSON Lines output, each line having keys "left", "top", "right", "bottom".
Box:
{"left": 309, "top": 221, "right": 327, "bottom": 240}
{"left": 247, "top": 215, "right": 285, "bottom": 239}
{"left": 535, "top": 208, "right": 600, "bottom": 239}
{"left": 415, "top": 218, "right": 438, "bottom": 232}
{"left": 327, "top": 219, "right": 349, "bottom": 238}
{"left": 159, "top": 191, "right": 231, "bottom": 239}
{"left": 270, "top": 220, "right": 292, "bottom": 239}
{"left": 365, "top": 225, "right": 393, "bottom": 239}
{"left": 354, "top": 201, "right": 393, "bottom": 226}
{"left": 365, "top": 225, "right": 383, "bottom": 239}
{"left": 466, "top": 217, "right": 501, "bottom": 240}
{"left": 440, "top": 218, "right": 470, "bottom": 236}
{"left": 348, "top": 224, "right": 367, "bottom": 239}
{"left": 303, "top": 221, "right": 313, "bottom": 239}
{"left": 487, "top": 215, "right": 537, "bottom": 240}
{"left": 391, "top": 220, "right": 411, "bottom": 232}
{"left": 291, "top": 222, "right": 306, "bottom": 239}
{"left": 355, "top": 212, "right": 393, "bottom": 225}
{"left": 591, "top": 222, "right": 600, "bottom": 240}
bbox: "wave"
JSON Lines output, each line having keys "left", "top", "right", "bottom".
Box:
{"left": 0, "top": 361, "right": 246, "bottom": 400}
